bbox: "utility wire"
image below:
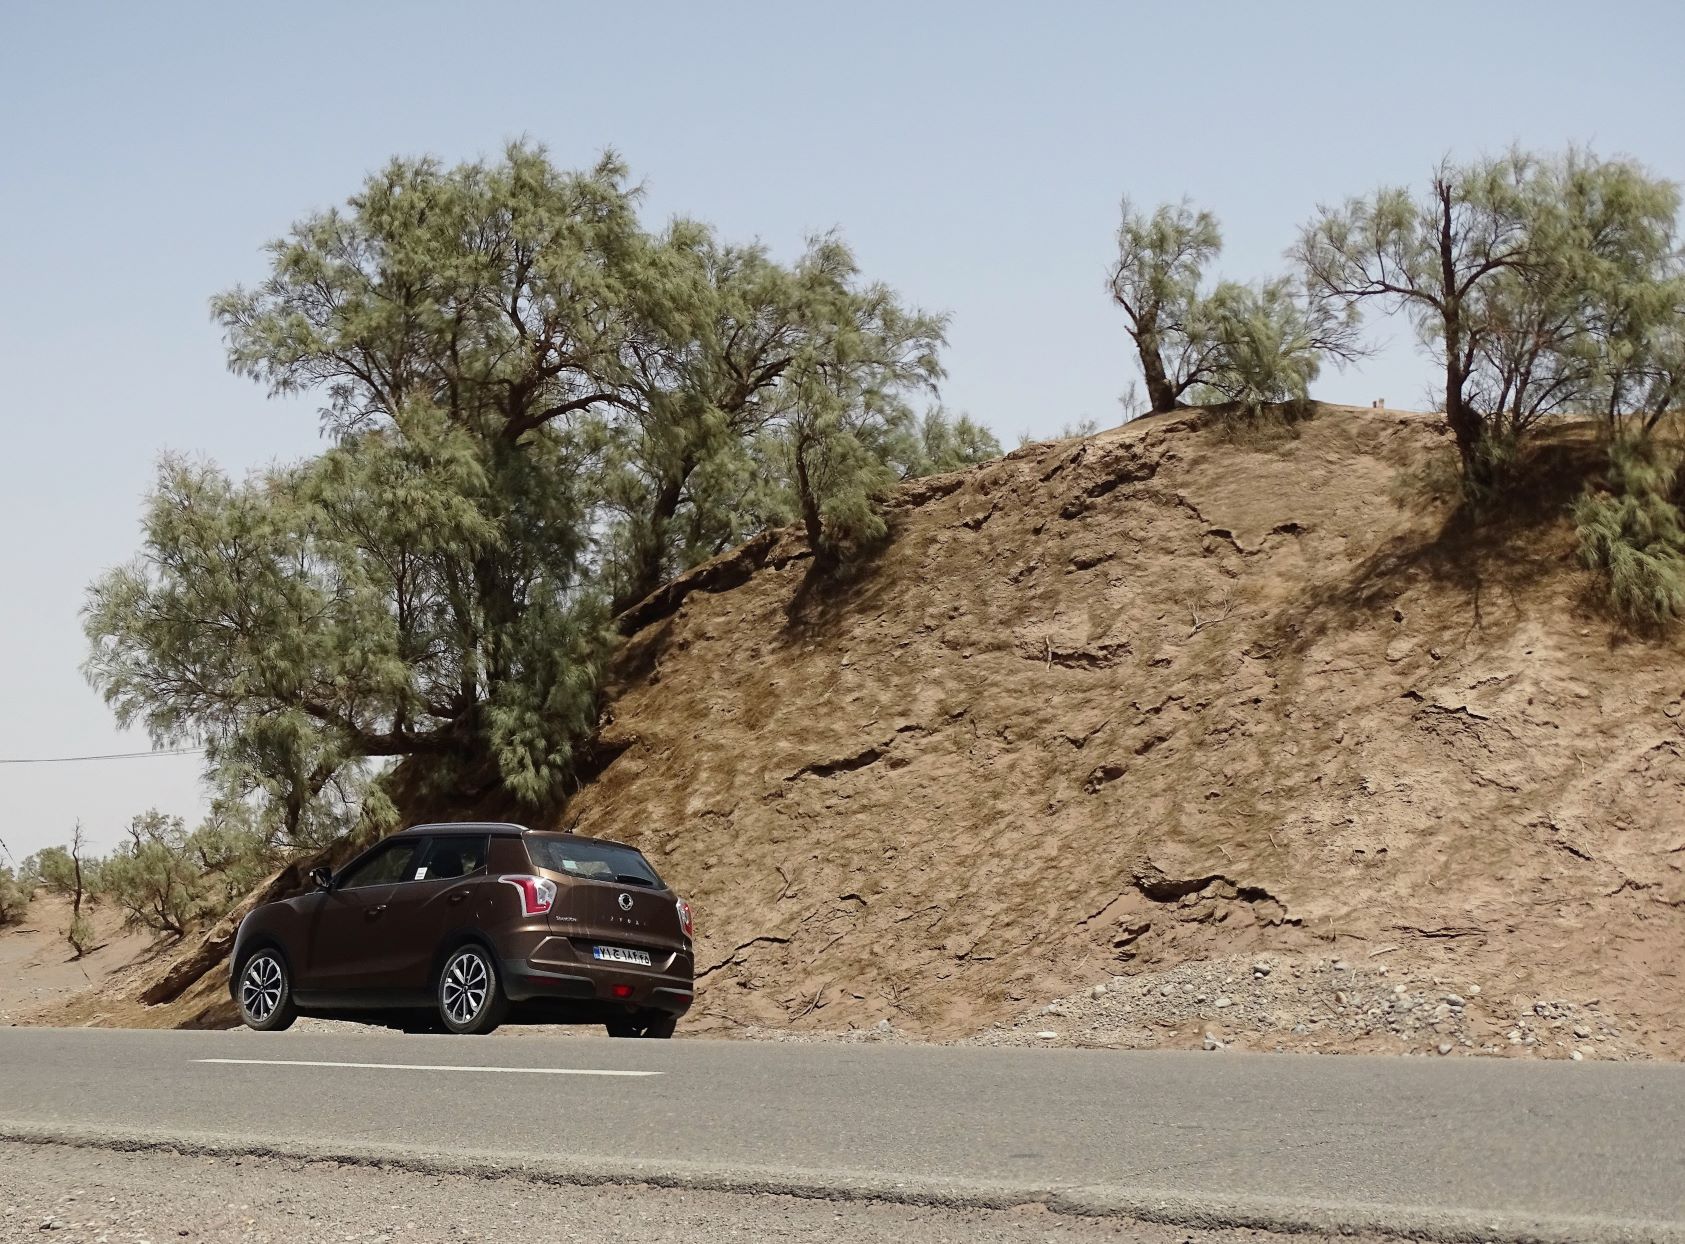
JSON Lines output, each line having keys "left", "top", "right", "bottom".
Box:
{"left": 0, "top": 747, "right": 204, "bottom": 765}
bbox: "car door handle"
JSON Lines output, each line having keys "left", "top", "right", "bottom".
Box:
{"left": 366, "top": 904, "right": 387, "bottom": 917}
{"left": 448, "top": 890, "right": 469, "bottom": 905}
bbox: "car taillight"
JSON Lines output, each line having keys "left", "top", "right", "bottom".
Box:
{"left": 676, "top": 896, "right": 694, "bottom": 939}
{"left": 500, "top": 874, "right": 556, "bottom": 917}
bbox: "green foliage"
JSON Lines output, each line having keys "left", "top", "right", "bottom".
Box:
{"left": 902, "top": 408, "right": 1003, "bottom": 477}
{"left": 1108, "top": 199, "right": 1223, "bottom": 413}
{"left": 99, "top": 808, "right": 279, "bottom": 937}
{"left": 22, "top": 845, "right": 99, "bottom": 898}
{"left": 100, "top": 812, "right": 203, "bottom": 937}
{"left": 66, "top": 913, "right": 96, "bottom": 959}
{"left": 770, "top": 258, "right": 950, "bottom": 562}
{"left": 1112, "top": 200, "right": 1360, "bottom": 419}
{"left": 1190, "top": 277, "right": 1361, "bottom": 414}
{"left": 0, "top": 866, "right": 29, "bottom": 927}
{"left": 89, "top": 143, "right": 992, "bottom": 834}
{"left": 1575, "top": 436, "right": 1685, "bottom": 628}
{"left": 596, "top": 232, "right": 968, "bottom": 600}
{"left": 1298, "top": 147, "right": 1684, "bottom": 480}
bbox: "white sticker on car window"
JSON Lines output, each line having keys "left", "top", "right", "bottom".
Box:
{"left": 415, "top": 866, "right": 429, "bottom": 880}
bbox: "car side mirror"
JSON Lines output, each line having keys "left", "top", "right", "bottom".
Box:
{"left": 309, "top": 866, "right": 334, "bottom": 892}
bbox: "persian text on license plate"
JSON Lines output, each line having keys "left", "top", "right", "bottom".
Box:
{"left": 593, "top": 945, "right": 652, "bottom": 966}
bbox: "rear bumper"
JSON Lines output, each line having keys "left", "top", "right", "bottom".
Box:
{"left": 499, "top": 957, "right": 694, "bottom": 1016}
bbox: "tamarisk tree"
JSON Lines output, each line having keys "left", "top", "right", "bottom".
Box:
{"left": 87, "top": 144, "right": 997, "bottom": 830}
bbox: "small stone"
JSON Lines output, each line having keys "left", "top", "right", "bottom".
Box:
{"left": 1203, "top": 1034, "right": 1225, "bottom": 1051}
{"left": 1090, "top": 984, "right": 1107, "bottom": 998}
{"left": 1160, "top": 984, "right": 1175, "bottom": 997}
{"left": 1334, "top": 990, "right": 1350, "bottom": 1005}
{"left": 1573, "top": 1024, "right": 1591, "bottom": 1039}
{"left": 1441, "top": 993, "right": 1464, "bottom": 1007}
{"left": 1468, "top": 984, "right": 1481, "bottom": 995}
{"left": 1332, "top": 959, "right": 1351, "bottom": 972}
{"left": 1292, "top": 1023, "right": 1310, "bottom": 1035}
{"left": 1214, "top": 996, "right": 1232, "bottom": 1009}
{"left": 1393, "top": 984, "right": 1407, "bottom": 995}
{"left": 1252, "top": 962, "right": 1272, "bottom": 977}
{"left": 1437, "top": 1042, "right": 1453, "bottom": 1055}
{"left": 1036, "top": 1030, "right": 1059, "bottom": 1040}
{"left": 1430, "top": 646, "right": 1443, "bottom": 660}
{"left": 875, "top": 1018, "right": 893, "bottom": 1033}
{"left": 1571, "top": 1049, "right": 1585, "bottom": 1061}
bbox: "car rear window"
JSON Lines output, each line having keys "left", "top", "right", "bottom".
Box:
{"left": 526, "top": 835, "right": 663, "bottom": 888}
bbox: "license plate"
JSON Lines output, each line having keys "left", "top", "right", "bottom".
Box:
{"left": 593, "top": 945, "right": 652, "bottom": 966}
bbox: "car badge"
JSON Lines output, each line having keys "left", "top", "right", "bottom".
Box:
{"left": 618, "top": 892, "right": 634, "bottom": 911}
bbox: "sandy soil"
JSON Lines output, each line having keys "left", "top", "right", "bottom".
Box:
{"left": 26, "top": 405, "right": 1685, "bottom": 1058}
{"left": 0, "top": 897, "right": 155, "bottom": 1027}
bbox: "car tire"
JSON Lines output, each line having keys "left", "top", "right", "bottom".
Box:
{"left": 236, "top": 948, "right": 298, "bottom": 1032}
{"left": 437, "top": 944, "right": 508, "bottom": 1035}
{"left": 605, "top": 1011, "right": 677, "bottom": 1039}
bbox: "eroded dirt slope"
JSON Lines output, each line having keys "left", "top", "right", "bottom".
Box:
{"left": 560, "top": 406, "right": 1685, "bottom": 1050}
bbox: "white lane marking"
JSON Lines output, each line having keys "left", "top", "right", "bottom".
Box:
{"left": 195, "top": 1058, "right": 660, "bottom": 1077}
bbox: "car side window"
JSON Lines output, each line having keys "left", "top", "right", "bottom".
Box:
{"left": 414, "top": 835, "right": 489, "bottom": 882}
{"left": 337, "top": 841, "right": 418, "bottom": 890}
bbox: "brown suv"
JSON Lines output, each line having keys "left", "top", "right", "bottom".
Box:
{"left": 229, "top": 822, "right": 694, "bottom": 1037}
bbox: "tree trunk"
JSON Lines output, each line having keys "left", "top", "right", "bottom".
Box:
{"left": 1444, "top": 355, "right": 1482, "bottom": 475}
{"left": 611, "top": 468, "right": 689, "bottom": 616}
{"left": 1135, "top": 330, "right": 1179, "bottom": 414}
{"left": 1436, "top": 185, "right": 1486, "bottom": 487}
{"left": 794, "top": 446, "right": 828, "bottom": 565}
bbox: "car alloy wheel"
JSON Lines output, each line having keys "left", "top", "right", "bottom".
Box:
{"left": 438, "top": 945, "right": 507, "bottom": 1035}
{"left": 237, "top": 949, "right": 297, "bottom": 1031}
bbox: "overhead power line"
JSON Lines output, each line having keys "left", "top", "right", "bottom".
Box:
{"left": 0, "top": 747, "right": 204, "bottom": 766}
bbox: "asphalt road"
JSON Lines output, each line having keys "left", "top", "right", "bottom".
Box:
{"left": 2, "top": 1028, "right": 1683, "bottom": 1243}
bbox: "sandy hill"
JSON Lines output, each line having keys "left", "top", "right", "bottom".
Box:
{"left": 34, "top": 405, "right": 1685, "bottom": 1057}
{"left": 0, "top": 896, "right": 154, "bottom": 1026}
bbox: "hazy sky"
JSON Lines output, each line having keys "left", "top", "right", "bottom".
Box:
{"left": 2, "top": 1, "right": 1681, "bottom": 858}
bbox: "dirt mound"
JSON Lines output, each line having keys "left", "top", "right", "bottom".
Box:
{"left": 557, "top": 405, "right": 1685, "bottom": 1054}
{"left": 36, "top": 404, "right": 1685, "bottom": 1056}
{"left": 0, "top": 897, "right": 157, "bottom": 1026}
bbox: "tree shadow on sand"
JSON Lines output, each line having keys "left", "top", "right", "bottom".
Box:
{"left": 1265, "top": 436, "right": 1606, "bottom": 661}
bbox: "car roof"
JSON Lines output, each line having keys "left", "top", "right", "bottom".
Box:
{"left": 393, "top": 822, "right": 640, "bottom": 853}
{"left": 395, "top": 821, "right": 532, "bottom": 837}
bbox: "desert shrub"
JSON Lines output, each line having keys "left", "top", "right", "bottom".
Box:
{"left": 66, "top": 912, "right": 96, "bottom": 958}
{"left": 1574, "top": 436, "right": 1685, "bottom": 627}
{"left": 22, "top": 845, "right": 99, "bottom": 897}
{"left": 1018, "top": 418, "right": 1100, "bottom": 449}
{"left": 1192, "top": 278, "right": 1353, "bottom": 418}
{"left": 0, "top": 866, "right": 30, "bottom": 926}
{"left": 99, "top": 814, "right": 202, "bottom": 937}
{"left": 99, "top": 809, "right": 277, "bottom": 937}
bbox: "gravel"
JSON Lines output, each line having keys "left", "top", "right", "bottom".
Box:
{"left": 0, "top": 1141, "right": 1406, "bottom": 1244}
{"left": 968, "top": 953, "right": 1644, "bottom": 1059}
{"left": 286, "top": 958, "right": 1638, "bottom": 1062}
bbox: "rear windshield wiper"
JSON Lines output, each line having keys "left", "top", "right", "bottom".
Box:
{"left": 615, "top": 874, "right": 657, "bottom": 887}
